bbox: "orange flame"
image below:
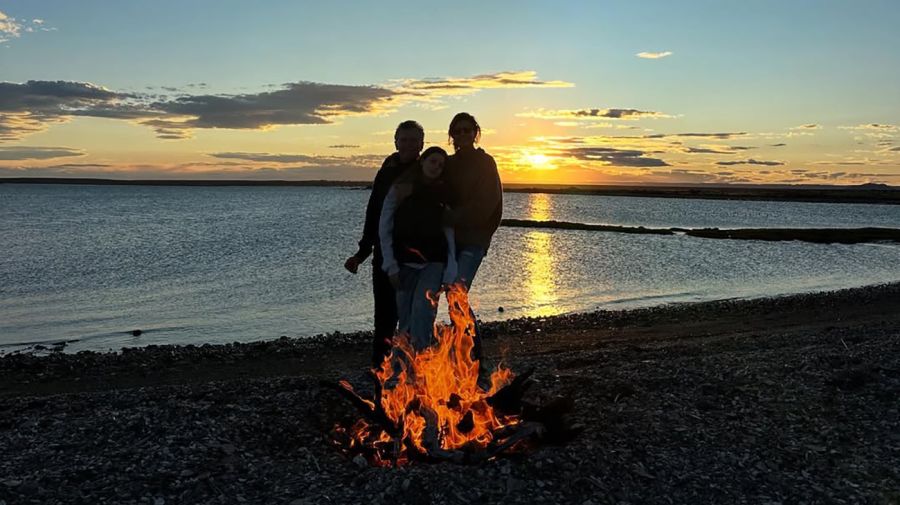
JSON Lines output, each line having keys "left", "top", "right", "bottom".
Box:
{"left": 336, "top": 283, "right": 518, "bottom": 465}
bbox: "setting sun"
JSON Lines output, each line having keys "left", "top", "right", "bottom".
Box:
{"left": 521, "top": 151, "right": 556, "bottom": 170}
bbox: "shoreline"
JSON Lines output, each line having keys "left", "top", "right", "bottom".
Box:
{"left": 3, "top": 280, "right": 899, "bottom": 358}
{"left": 3, "top": 177, "right": 899, "bottom": 204}
{"left": 1, "top": 283, "right": 897, "bottom": 503}
{"left": 501, "top": 218, "right": 900, "bottom": 244}
{"left": 2, "top": 281, "right": 898, "bottom": 394}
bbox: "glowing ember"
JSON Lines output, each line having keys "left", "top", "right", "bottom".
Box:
{"left": 332, "top": 283, "right": 523, "bottom": 466}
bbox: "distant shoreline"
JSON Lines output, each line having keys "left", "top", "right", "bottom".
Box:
{"left": 501, "top": 219, "right": 900, "bottom": 244}
{"left": 2, "top": 177, "right": 899, "bottom": 204}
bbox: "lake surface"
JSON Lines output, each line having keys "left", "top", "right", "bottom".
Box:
{"left": 2, "top": 184, "right": 900, "bottom": 353}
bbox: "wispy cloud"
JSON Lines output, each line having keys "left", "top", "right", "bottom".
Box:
{"left": 0, "top": 10, "right": 22, "bottom": 42}
{"left": 518, "top": 108, "right": 672, "bottom": 120}
{"left": 393, "top": 71, "right": 573, "bottom": 97}
{"left": 0, "top": 146, "right": 85, "bottom": 160}
{"left": 790, "top": 123, "right": 821, "bottom": 130}
{"left": 715, "top": 159, "right": 784, "bottom": 166}
{"left": 838, "top": 123, "right": 898, "bottom": 141}
{"left": 0, "top": 79, "right": 400, "bottom": 140}
{"left": 682, "top": 147, "right": 733, "bottom": 154}
{"left": 646, "top": 132, "right": 747, "bottom": 139}
{"left": 563, "top": 146, "right": 670, "bottom": 167}
{"left": 208, "top": 151, "right": 384, "bottom": 167}
{"left": 523, "top": 135, "right": 673, "bottom": 168}
{"left": 839, "top": 123, "right": 898, "bottom": 131}
{"left": 636, "top": 51, "right": 673, "bottom": 59}
{"left": 0, "top": 11, "right": 54, "bottom": 44}
{"left": 1, "top": 72, "right": 571, "bottom": 141}
{"left": 839, "top": 123, "right": 898, "bottom": 132}
{"left": 149, "top": 82, "right": 397, "bottom": 132}
{"left": 209, "top": 152, "right": 328, "bottom": 164}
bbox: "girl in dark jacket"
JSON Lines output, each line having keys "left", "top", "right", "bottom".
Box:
{"left": 379, "top": 146, "right": 457, "bottom": 351}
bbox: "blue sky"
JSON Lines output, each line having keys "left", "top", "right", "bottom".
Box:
{"left": 2, "top": 0, "right": 899, "bottom": 184}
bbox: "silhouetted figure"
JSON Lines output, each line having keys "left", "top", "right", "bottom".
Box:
{"left": 345, "top": 120, "right": 424, "bottom": 368}
{"left": 379, "top": 146, "right": 457, "bottom": 351}
{"left": 443, "top": 112, "right": 503, "bottom": 386}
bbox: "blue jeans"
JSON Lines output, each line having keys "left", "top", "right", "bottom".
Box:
{"left": 454, "top": 245, "right": 486, "bottom": 361}
{"left": 455, "top": 245, "right": 486, "bottom": 290}
{"left": 395, "top": 262, "right": 444, "bottom": 351}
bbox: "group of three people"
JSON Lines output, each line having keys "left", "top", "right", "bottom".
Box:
{"left": 344, "top": 113, "right": 502, "bottom": 381}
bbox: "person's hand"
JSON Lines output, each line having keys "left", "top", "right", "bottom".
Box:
{"left": 388, "top": 273, "right": 400, "bottom": 289}
{"left": 344, "top": 255, "right": 361, "bottom": 274}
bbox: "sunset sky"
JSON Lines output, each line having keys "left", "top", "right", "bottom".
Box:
{"left": 2, "top": 0, "right": 899, "bottom": 185}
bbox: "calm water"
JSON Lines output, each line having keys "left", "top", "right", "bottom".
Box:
{"left": 2, "top": 184, "right": 900, "bottom": 353}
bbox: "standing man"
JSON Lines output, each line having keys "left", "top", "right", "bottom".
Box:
{"left": 442, "top": 112, "right": 502, "bottom": 386}
{"left": 345, "top": 120, "right": 425, "bottom": 368}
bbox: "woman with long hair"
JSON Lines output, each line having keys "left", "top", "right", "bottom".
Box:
{"left": 442, "top": 112, "right": 503, "bottom": 387}
{"left": 379, "top": 146, "right": 457, "bottom": 352}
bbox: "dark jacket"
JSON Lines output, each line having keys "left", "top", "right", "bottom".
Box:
{"left": 444, "top": 148, "right": 503, "bottom": 250}
{"left": 355, "top": 153, "right": 418, "bottom": 267}
{"left": 393, "top": 180, "right": 452, "bottom": 264}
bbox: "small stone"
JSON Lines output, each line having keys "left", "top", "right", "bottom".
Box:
{"left": 132, "top": 329, "right": 143, "bottom": 336}
{"left": 153, "top": 498, "right": 165, "bottom": 505}
{"left": 3, "top": 480, "right": 21, "bottom": 487}
{"left": 401, "top": 478, "right": 411, "bottom": 491}
{"left": 179, "top": 469, "right": 194, "bottom": 478}
{"left": 506, "top": 477, "right": 524, "bottom": 493}
{"left": 352, "top": 454, "right": 368, "bottom": 468}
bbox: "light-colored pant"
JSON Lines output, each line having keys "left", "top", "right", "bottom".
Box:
{"left": 395, "top": 262, "right": 444, "bottom": 351}
{"left": 454, "top": 245, "right": 486, "bottom": 361}
{"left": 455, "top": 245, "right": 486, "bottom": 290}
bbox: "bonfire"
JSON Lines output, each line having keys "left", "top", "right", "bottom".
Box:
{"left": 328, "top": 284, "right": 579, "bottom": 466}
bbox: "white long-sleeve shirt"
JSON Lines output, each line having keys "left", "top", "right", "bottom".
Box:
{"left": 379, "top": 185, "right": 457, "bottom": 284}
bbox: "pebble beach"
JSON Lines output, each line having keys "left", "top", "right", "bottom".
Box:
{"left": 1, "top": 283, "right": 898, "bottom": 504}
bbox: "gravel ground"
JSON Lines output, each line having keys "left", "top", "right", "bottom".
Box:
{"left": 1, "top": 284, "right": 899, "bottom": 504}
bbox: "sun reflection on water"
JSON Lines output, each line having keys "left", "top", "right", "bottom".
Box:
{"left": 528, "top": 192, "right": 552, "bottom": 221}
{"left": 523, "top": 193, "right": 561, "bottom": 316}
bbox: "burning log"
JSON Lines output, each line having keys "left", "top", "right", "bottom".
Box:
{"left": 328, "top": 284, "right": 577, "bottom": 465}
{"left": 321, "top": 380, "right": 398, "bottom": 436}
{"left": 487, "top": 367, "right": 535, "bottom": 415}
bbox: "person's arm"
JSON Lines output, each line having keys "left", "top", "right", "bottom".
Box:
{"left": 442, "top": 226, "right": 458, "bottom": 285}
{"left": 444, "top": 155, "right": 502, "bottom": 228}
{"left": 356, "top": 156, "right": 396, "bottom": 259}
{"left": 379, "top": 185, "right": 401, "bottom": 278}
